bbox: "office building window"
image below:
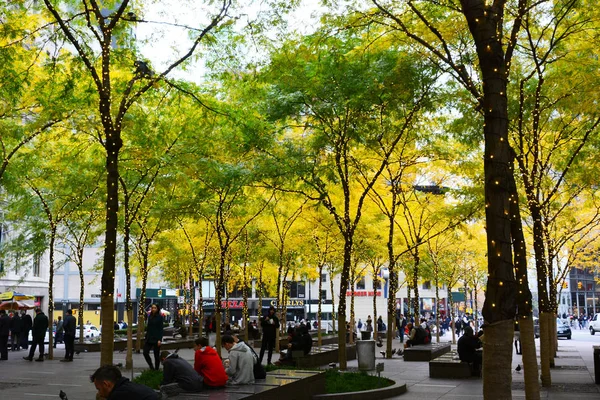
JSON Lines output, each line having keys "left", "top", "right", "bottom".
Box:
{"left": 320, "top": 290, "right": 327, "bottom": 300}
{"left": 423, "top": 281, "right": 431, "bottom": 290}
{"left": 356, "top": 277, "right": 366, "bottom": 290}
{"left": 321, "top": 273, "right": 327, "bottom": 283}
{"left": 33, "top": 253, "right": 41, "bottom": 277}
{"left": 289, "top": 281, "right": 306, "bottom": 298}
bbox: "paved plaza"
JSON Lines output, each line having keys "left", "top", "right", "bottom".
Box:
{"left": 0, "top": 331, "right": 597, "bottom": 399}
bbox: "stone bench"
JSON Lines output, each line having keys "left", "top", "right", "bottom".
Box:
{"left": 166, "top": 369, "right": 325, "bottom": 399}
{"left": 403, "top": 342, "right": 451, "bottom": 361}
{"left": 429, "top": 351, "right": 472, "bottom": 379}
{"left": 290, "top": 344, "right": 356, "bottom": 368}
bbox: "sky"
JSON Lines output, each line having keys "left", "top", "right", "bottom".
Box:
{"left": 135, "top": 0, "right": 327, "bottom": 82}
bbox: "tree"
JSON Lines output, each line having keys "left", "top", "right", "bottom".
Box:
{"left": 369, "top": 1, "right": 532, "bottom": 395}
{"left": 264, "top": 24, "right": 436, "bottom": 369}
{"left": 41, "top": 0, "right": 231, "bottom": 365}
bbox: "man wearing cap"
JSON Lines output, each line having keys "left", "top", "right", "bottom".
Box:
{"left": 23, "top": 308, "right": 48, "bottom": 361}
{"left": 259, "top": 305, "right": 279, "bottom": 365}
{"left": 159, "top": 350, "right": 204, "bottom": 398}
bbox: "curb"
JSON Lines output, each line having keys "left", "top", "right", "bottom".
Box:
{"left": 312, "top": 380, "right": 407, "bottom": 400}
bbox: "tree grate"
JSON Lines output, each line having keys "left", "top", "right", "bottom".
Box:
{"left": 512, "top": 382, "right": 599, "bottom": 393}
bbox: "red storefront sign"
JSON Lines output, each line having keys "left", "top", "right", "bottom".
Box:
{"left": 346, "top": 290, "right": 382, "bottom": 297}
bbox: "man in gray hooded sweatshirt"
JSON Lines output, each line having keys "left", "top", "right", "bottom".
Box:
{"left": 222, "top": 334, "right": 255, "bottom": 385}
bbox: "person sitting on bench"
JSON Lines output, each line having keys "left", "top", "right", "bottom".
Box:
{"left": 278, "top": 325, "right": 312, "bottom": 365}
{"left": 457, "top": 326, "right": 482, "bottom": 376}
{"left": 404, "top": 322, "right": 428, "bottom": 348}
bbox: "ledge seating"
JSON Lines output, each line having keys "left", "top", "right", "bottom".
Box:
{"left": 291, "top": 343, "right": 356, "bottom": 368}
{"left": 403, "top": 342, "right": 451, "bottom": 361}
{"left": 429, "top": 350, "right": 472, "bottom": 379}
{"left": 161, "top": 369, "right": 325, "bottom": 399}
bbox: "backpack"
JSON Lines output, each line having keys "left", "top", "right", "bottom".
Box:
{"left": 245, "top": 341, "right": 267, "bottom": 379}
{"left": 424, "top": 327, "right": 431, "bottom": 344}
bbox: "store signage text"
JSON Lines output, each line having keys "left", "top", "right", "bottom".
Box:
{"left": 346, "top": 290, "right": 382, "bottom": 297}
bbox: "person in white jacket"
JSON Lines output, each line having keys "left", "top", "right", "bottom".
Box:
{"left": 222, "top": 334, "right": 255, "bottom": 385}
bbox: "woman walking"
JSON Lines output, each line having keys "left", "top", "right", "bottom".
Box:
{"left": 143, "top": 304, "right": 164, "bottom": 370}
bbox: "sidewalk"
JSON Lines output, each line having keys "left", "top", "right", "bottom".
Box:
{"left": 357, "top": 338, "right": 599, "bottom": 399}
{"left": 0, "top": 339, "right": 597, "bottom": 399}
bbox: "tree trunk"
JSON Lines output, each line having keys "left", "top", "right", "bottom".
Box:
{"left": 329, "top": 266, "right": 336, "bottom": 334}
{"left": 136, "top": 272, "right": 148, "bottom": 353}
{"left": 78, "top": 256, "right": 85, "bottom": 343}
{"left": 435, "top": 275, "right": 440, "bottom": 343}
{"left": 101, "top": 140, "right": 120, "bottom": 366}
{"left": 47, "top": 229, "right": 56, "bottom": 360}
{"left": 336, "top": 236, "right": 353, "bottom": 370}
{"left": 509, "top": 165, "right": 540, "bottom": 400}
{"left": 412, "top": 248, "right": 420, "bottom": 322}
{"left": 483, "top": 320, "right": 514, "bottom": 399}
{"left": 123, "top": 220, "right": 133, "bottom": 369}
{"left": 407, "top": 284, "right": 412, "bottom": 318}
{"left": 539, "top": 312, "right": 552, "bottom": 386}
{"left": 318, "top": 264, "right": 323, "bottom": 348}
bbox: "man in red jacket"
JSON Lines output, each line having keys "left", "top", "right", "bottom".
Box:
{"left": 193, "top": 337, "right": 228, "bottom": 389}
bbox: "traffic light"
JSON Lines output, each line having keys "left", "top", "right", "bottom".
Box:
{"left": 577, "top": 282, "right": 583, "bottom": 290}
{"left": 562, "top": 281, "right": 568, "bottom": 289}
{"left": 157, "top": 289, "right": 163, "bottom": 297}
{"left": 175, "top": 289, "right": 180, "bottom": 296}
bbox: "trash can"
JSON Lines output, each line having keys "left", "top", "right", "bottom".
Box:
{"left": 356, "top": 340, "right": 376, "bottom": 371}
{"left": 361, "top": 331, "right": 371, "bottom": 340}
{"left": 594, "top": 346, "right": 600, "bottom": 384}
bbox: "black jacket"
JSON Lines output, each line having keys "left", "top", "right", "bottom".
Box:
{"left": 107, "top": 377, "right": 158, "bottom": 400}
{"left": 0, "top": 314, "right": 9, "bottom": 336}
{"left": 10, "top": 314, "right": 22, "bottom": 333}
{"left": 63, "top": 315, "right": 76, "bottom": 336}
{"left": 32, "top": 312, "right": 49, "bottom": 341}
{"left": 22, "top": 314, "right": 33, "bottom": 331}
{"left": 145, "top": 314, "right": 164, "bottom": 344}
{"left": 161, "top": 353, "right": 204, "bottom": 392}
{"left": 261, "top": 313, "right": 280, "bottom": 339}
{"left": 457, "top": 334, "right": 481, "bottom": 363}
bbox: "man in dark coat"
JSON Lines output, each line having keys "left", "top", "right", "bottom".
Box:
{"left": 0, "top": 310, "right": 9, "bottom": 360}
{"left": 23, "top": 308, "right": 48, "bottom": 361}
{"left": 61, "top": 309, "right": 77, "bottom": 362}
{"left": 259, "top": 306, "right": 279, "bottom": 365}
{"left": 20, "top": 310, "right": 33, "bottom": 350}
{"left": 10, "top": 311, "right": 22, "bottom": 351}
{"left": 160, "top": 351, "right": 204, "bottom": 397}
{"left": 91, "top": 365, "right": 158, "bottom": 399}
{"left": 457, "top": 326, "right": 482, "bottom": 376}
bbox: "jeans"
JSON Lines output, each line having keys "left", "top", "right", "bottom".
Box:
{"left": 259, "top": 336, "right": 275, "bottom": 364}
{"left": 64, "top": 334, "right": 75, "bottom": 360}
{"left": 143, "top": 341, "right": 161, "bottom": 370}
{"left": 28, "top": 338, "right": 44, "bottom": 360}
{"left": 11, "top": 332, "right": 20, "bottom": 350}
{"left": 0, "top": 335, "right": 8, "bottom": 359}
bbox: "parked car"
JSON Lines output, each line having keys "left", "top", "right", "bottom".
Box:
{"left": 556, "top": 320, "right": 571, "bottom": 340}
{"left": 76, "top": 324, "right": 100, "bottom": 338}
{"left": 590, "top": 314, "right": 600, "bottom": 335}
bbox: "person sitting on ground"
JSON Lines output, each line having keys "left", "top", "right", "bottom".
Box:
{"left": 193, "top": 337, "right": 228, "bottom": 389}
{"left": 91, "top": 365, "right": 158, "bottom": 399}
{"left": 404, "top": 322, "right": 428, "bottom": 348}
{"left": 222, "top": 334, "right": 255, "bottom": 385}
{"left": 457, "top": 326, "right": 482, "bottom": 376}
{"left": 160, "top": 350, "right": 204, "bottom": 398}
